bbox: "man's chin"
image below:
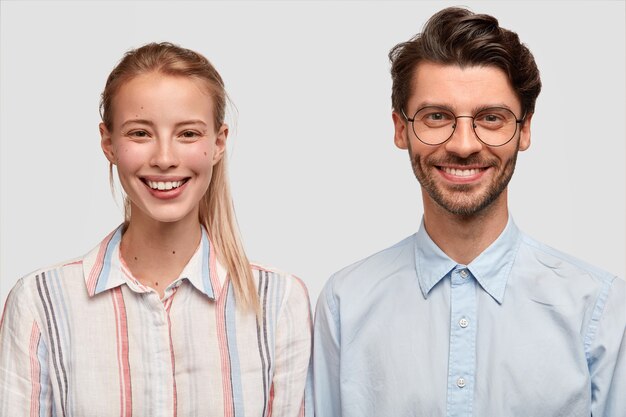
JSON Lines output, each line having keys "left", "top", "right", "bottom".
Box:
{"left": 430, "top": 191, "right": 494, "bottom": 217}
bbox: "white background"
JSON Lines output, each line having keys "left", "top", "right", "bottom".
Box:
{"left": 1, "top": 1, "right": 624, "bottom": 309}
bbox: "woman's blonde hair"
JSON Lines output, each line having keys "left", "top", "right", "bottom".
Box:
{"left": 100, "top": 42, "right": 258, "bottom": 311}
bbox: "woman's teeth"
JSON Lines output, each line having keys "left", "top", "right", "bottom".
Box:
{"left": 146, "top": 180, "right": 184, "bottom": 190}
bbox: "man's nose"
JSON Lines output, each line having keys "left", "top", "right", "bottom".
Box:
{"left": 444, "top": 116, "right": 483, "bottom": 157}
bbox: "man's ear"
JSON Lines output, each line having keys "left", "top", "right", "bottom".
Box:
{"left": 212, "top": 123, "right": 228, "bottom": 165}
{"left": 100, "top": 123, "right": 116, "bottom": 164}
{"left": 392, "top": 111, "right": 409, "bottom": 150}
{"left": 519, "top": 113, "right": 532, "bottom": 151}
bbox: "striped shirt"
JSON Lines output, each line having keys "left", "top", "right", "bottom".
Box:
{"left": 0, "top": 226, "right": 313, "bottom": 417}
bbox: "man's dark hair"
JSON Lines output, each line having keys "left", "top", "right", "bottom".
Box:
{"left": 390, "top": 7, "right": 542, "bottom": 117}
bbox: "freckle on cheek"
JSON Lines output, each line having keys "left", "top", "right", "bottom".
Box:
{"left": 204, "top": 152, "right": 207, "bottom": 156}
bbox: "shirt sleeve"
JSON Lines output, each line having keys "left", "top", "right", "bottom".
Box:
{"left": 587, "top": 276, "right": 626, "bottom": 417}
{"left": 312, "top": 277, "right": 341, "bottom": 417}
{"left": 0, "top": 278, "right": 52, "bottom": 416}
{"left": 269, "top": 276, "right": 313, "bottom": 417}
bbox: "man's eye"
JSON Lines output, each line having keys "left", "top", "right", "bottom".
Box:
{"left": 421, "top": 111, "right": 453, "bottom": 125}
{"left": 482, "top": 114, "right": 501, "bottom": 122}
{"left": 428, "top": 113, "right": 446, "bottom": 121}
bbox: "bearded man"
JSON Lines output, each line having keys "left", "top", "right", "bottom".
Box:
{"left": 313, "top": 7, "right": 625, "bottom": 417}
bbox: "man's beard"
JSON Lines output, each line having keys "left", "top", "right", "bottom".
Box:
{"left": 409, "top": 141, "right": 520, "bottom": 217}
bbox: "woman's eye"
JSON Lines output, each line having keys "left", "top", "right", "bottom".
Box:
{"left": 128, "top": 130, "right": 149, "bottom": 138}
{"left": 181, "top": 131, "right": 200, "bottom": 139}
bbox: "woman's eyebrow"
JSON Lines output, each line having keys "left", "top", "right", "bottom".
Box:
{"left": 174, "top": 120, "right": 208, "bottom": 128}
{"left": 120, "top": 119, "right": 154, "bottom": 129}
{"left": 120, "top": 119, "right": 208, "bottom": 129}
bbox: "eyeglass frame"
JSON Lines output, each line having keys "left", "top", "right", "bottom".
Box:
{"left": 400, "top": 106, "right": 526, "bottom": 147}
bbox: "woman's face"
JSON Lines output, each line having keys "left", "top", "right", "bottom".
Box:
{"left": 100, "top": 72, "right": 226, "bottom": 226}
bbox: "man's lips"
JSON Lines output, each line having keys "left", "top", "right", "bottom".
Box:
{"left": 436, "top": 165, "right": 490, "bottom": 182}
{"left": 439, "top": 166, "right": 487, "bottom": 177}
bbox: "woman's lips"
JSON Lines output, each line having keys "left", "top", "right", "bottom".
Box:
{"left": 141, "top": 178, "right": 190, "bottom": 199}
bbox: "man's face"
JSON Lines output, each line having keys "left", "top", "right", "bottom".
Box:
{"left": 392, "top": 62, "right": 531, "bottom": 217}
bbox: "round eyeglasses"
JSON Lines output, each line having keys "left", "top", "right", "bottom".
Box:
{"left": 401, "top": 106, "right": 525, "bottom": 147}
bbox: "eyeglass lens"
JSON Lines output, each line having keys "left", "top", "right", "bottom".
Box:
{"left": 411, "top": 106, "right": 519, "bottom": 146}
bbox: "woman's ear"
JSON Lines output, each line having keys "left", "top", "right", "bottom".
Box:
{"left": 212, "top": 123, "right": 228, "bottom": 165}
{"left": 100, "top": 122, "right": 116, "bottom": 164}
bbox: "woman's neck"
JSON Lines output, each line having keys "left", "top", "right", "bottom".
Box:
{"left": 120, "top": 212, "right": 203, "bottom": 298}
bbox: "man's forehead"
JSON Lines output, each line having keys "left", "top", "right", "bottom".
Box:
{"left": 408, "top": 61, "right": 520, "bottom": 110}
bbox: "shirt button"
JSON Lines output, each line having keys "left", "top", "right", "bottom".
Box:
{"left": 459, "top": 269, "right": 469, "bottom": 279}
{"left": 457, "top": 377, "right": 466, "bottom": 388}
{"left": 459, "top": 318, "right": 469, "bottom": 328}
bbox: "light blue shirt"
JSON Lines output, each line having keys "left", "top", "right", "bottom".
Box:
{"left": 313, "top": 216, "right": 626, "bottom": 417}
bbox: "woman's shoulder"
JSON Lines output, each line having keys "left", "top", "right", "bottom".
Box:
{"left": 9, "top": 256, "right": 85, "bottom": 300}
{"left": 15, "top": 256, "right": 85, "bottom": 289}
{"left": 2, "top": 256, "right": 86, "bottom": 326}
{"left": 251, "top": 262, "right": 308, "bottom": 288}
{"left": 249, "top": 262, "right": 311, "bottom": 307}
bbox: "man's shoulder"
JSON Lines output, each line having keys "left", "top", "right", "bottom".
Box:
{"left": 518, "top": 232, "right": 620, "bottom": 286}
{"left": 324, "top": 234, "right": 416, "bottom": 297}
{"left": 518, "top": 234, "right": 626, "bottom": 308}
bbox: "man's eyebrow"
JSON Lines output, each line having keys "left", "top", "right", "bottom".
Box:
{"left": 411, "top": 102, "right": 518, "bottom": 114}
{"left": 471, "top": 103, "right": 516, "bottom": 114}
{"left": 410, "top": 102, "right": 456, "bottom": 113}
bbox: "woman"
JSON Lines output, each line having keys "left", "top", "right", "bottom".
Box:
{"left": 0, "top": 42, "right": 312, "bottom": 416}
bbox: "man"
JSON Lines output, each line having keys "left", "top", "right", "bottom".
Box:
{"left": 313, "top": 7, "right": 625, "bottom": 417}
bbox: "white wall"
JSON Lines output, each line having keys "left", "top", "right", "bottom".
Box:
{"left": 1, "top": 1, "right": 624, "bottom": 308}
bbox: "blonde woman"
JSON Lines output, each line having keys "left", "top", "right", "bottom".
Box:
{"left": 0, "top": 42, "right": 312, "bottom": 416}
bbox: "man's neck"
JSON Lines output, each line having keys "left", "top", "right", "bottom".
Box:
{"left": 422, "top": 192, "right": 509, "bottom": 265}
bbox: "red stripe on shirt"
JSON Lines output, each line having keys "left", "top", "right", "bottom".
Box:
{"left": 267, "top": 383, "right": 275, "bottom": 417}
{"left": 216, "top": 283, "right": 234, "bottom": 417}
{"left": 87, "top": 230, "right": 116, "bottom": 295}
{"left": 111, "top": 288, "right": 132, "bottom": 417}
{"left": 29, "top": 322, "right": 42, "bottom": 417}
{"left": 209, "top": 242, "right": 221, "bottom": 297}
{"left": 293, "top": 276, "right": 311, "bottom": 417}
{"left": 165, "top": 294, "right": 178, "bottom": 417}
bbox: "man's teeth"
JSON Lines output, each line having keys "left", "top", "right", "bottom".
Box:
{"left": 146, "top": 180, "right": 184, "bottom": 190}
{"left": 442, "top": 167, "right": 482, "bottom": 177}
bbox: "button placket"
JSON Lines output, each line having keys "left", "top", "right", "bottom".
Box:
{"left": 447, "top": 266, "right": 476, "bottom": 413}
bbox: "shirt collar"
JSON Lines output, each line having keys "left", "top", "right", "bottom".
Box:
{"left": 414, "top": 215, "right": 522, "bottom": 304}
{"left": 83, "top": 225, "right": 225, "bottom": 299}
